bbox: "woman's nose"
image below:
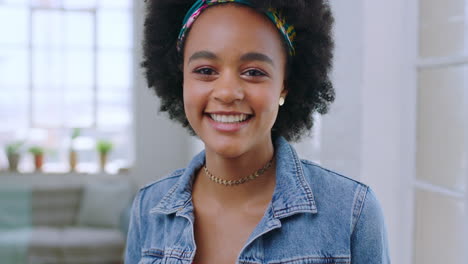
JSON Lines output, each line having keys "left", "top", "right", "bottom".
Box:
{"left": 212, "top": 71, "right": 244, "bottom": 104}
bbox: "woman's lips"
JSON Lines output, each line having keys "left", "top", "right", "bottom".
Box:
{"left": 205, "top": 113, "right": 252, "bottom": 132}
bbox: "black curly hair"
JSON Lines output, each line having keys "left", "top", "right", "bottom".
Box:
{"left": 142, "top": 0, "right": 335, "bottom": 142}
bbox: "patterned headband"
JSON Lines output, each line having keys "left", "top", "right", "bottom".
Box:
{"left": 176, "top": 0, "right": 296, "bottom": 56}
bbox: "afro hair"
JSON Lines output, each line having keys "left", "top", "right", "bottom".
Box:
{"left": 142, "top": 0, "right": 335, "bottom": 142}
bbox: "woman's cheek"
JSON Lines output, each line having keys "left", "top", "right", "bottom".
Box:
{"left": 252, "top": 89, "right": 280, "bottom": 113}
{"left": 183, "top": 82, "right": 208, "bottom": 116}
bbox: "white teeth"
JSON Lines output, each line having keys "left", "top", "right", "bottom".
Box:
{"left": 210, "top": 114, "right": 249, "bottom": 123}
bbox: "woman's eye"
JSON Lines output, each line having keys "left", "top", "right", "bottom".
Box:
{"left": 243, "top": 69, "right": 266, "bottom": 77}
{"left": 194, "top": 68, "right": 216, "bottom": 75}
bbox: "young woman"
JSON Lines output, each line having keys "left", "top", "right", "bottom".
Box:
{"left": 125, "top": 0, "right": 390, "bottom": 263}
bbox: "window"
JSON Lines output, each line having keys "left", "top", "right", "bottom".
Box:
{"left": 0, "top": 0, "right": 133, "bottom": 173}
{"left": 413, "top": 0, "right": 468, "bottom": 263}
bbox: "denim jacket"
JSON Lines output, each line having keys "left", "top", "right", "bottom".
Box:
{"left": 125, "top": 137, "right": 390, "bottom": 264}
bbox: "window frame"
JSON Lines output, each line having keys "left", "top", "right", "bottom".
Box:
{"left": 412, "top": 0, "right": 468, "bottom": 262}
{"left": 0, "top": 0, "right": 134, "bottom": 174}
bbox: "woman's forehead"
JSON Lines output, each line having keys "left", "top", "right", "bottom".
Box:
{"left": 182, "top": 4, "right": 287, "bottom": 62}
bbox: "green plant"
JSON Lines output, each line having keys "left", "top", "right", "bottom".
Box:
{"left": 28, "top": 146, "right": 44, "bottom": 156}
{"left": 6, "top": 141, "right": 24, "bottom": 156}
{"left": 70, "top": 128, "right": 81, "bottom": 151}
{"left": 71, "top": 128, "right": 81, "bottom": 140}
{"left": 96, "top": 140, "right": 113, "bottom": 155}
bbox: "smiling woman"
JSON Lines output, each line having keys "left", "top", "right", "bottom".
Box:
{"left": 183, "top": 5, "right": 287, "bottom": 161}
{"left": 126, "top": 1, "right": 390, "bottom": 263}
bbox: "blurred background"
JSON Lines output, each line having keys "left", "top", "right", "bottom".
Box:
{"left": 0, "top": 0, "right": 466, "bottom": 263}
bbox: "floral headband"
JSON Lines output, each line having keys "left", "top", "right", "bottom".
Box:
{"left": 176, "top": 0, "right": 297, "bottom": 56}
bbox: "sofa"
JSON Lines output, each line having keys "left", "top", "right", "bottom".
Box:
{"left": 0, "top": 174, "right": 135, "bottom": 264}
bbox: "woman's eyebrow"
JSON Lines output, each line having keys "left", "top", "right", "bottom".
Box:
{"left": 240, "top": 52, "right": 275, "bottom": 67}
{"left": 188, "top": 51, "right": 218, "bottom": 64}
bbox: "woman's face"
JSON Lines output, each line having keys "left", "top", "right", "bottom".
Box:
{"left": 183, "top": 4, "right": 288, "bottom": 159}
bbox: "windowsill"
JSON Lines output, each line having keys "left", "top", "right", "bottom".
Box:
{"left": 0, "top": 170, "right": 129, "bottom": 176}
{"left": 0, "top": 170, "right": 132, "bottom": 188}
{"left": 0, "top": 161, "right": 131, "bottom": 175}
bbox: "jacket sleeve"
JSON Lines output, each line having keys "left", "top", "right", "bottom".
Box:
{"left": 350, "top": 186, "right": 391, "bottom": 263}
{"left": 124, "top": 190, "right": 143, "bottom": 264}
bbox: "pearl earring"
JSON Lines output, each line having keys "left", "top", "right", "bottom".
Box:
{"left": 279, "top": 97, "right": 285, "bottom": 106}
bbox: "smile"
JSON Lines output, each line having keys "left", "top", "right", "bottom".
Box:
{"left": 209, "top": 114, "right": 250, "bottom": 123}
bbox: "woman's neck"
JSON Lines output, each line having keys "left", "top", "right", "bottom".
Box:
{"left": 193, "top": 141, "right": 276, "bottom": 207}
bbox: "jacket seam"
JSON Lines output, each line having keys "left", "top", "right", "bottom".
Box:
{"left": 273, "top": 204, "right": 317, "bottom": 218}
{"left": 139, "top": 168, "right": 185, "bottom": 191}
{"left": 288, "top": 145, "right": 315, "bottom": 205}
{"left": 160, "top": 182, "right": 180, "bottom": 203}
{"left": 142, "top": 248, "right": 194, "bottom": 260}
{"left": 350, "top": 185, "right": 369, "bottom": 235}
{"left": 300, "top": 160, "right": 367, "bottom": 188}
{"left": 150, "top": 182, "right": 183, "bottom": 213}
{"left": 268, "top": 255, "right": 351, "bottom": 264}
{"left": 136, "top": 189, "right": 143, "bottom": 259}
{"left": 142, "top": 249, "right": 164, "bottom": 258}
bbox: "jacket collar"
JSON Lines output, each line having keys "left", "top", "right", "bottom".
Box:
{"left": 151, "top": 137, "right": 317, "bottom": 218}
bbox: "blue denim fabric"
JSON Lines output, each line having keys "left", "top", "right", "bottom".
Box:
{"left": 125, "top": 137, "right": 390, "bottom": 264}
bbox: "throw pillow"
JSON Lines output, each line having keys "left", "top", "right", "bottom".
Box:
{"left": 76, "top": 180, "right": 133, "bottom": 229}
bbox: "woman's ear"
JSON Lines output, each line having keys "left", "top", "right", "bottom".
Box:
{"left": 279, "top": 83, "right": 289, "bottom": 106}
{"left": 281, "top": 82, "right": 289, "bottom": 98}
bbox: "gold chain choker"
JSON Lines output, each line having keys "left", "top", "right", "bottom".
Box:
{"left": 203, "top": 158, "right": 274, "bottom": 187}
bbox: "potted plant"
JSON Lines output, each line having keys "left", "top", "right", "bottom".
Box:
{"left": 5, "top": 141, "right": 23, "bottom": 172}
{"left": 96, "top": 140, "right": 113, "bottom": 172}
{"left": 69, "top": 128, "right": 81, "bottom": 172}
{"left": 29, "top": 146, "right": 45, "bottom": 172}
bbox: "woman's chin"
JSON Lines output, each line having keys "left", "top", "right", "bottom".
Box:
{"left": 205, "top": 142, "right": 247, "bottom": 160}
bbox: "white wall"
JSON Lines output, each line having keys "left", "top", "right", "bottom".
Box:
{"left": 321, "top": 0, "right": 364, "bottom": 180}
{"left": 326, "top": 0, "right": 415, "bottom": 263}
{"left": 131, "top": 1, "right": 192, "bottom": 187}
{"left": 361, "top": 1, "right": 415, "bottom": 263}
